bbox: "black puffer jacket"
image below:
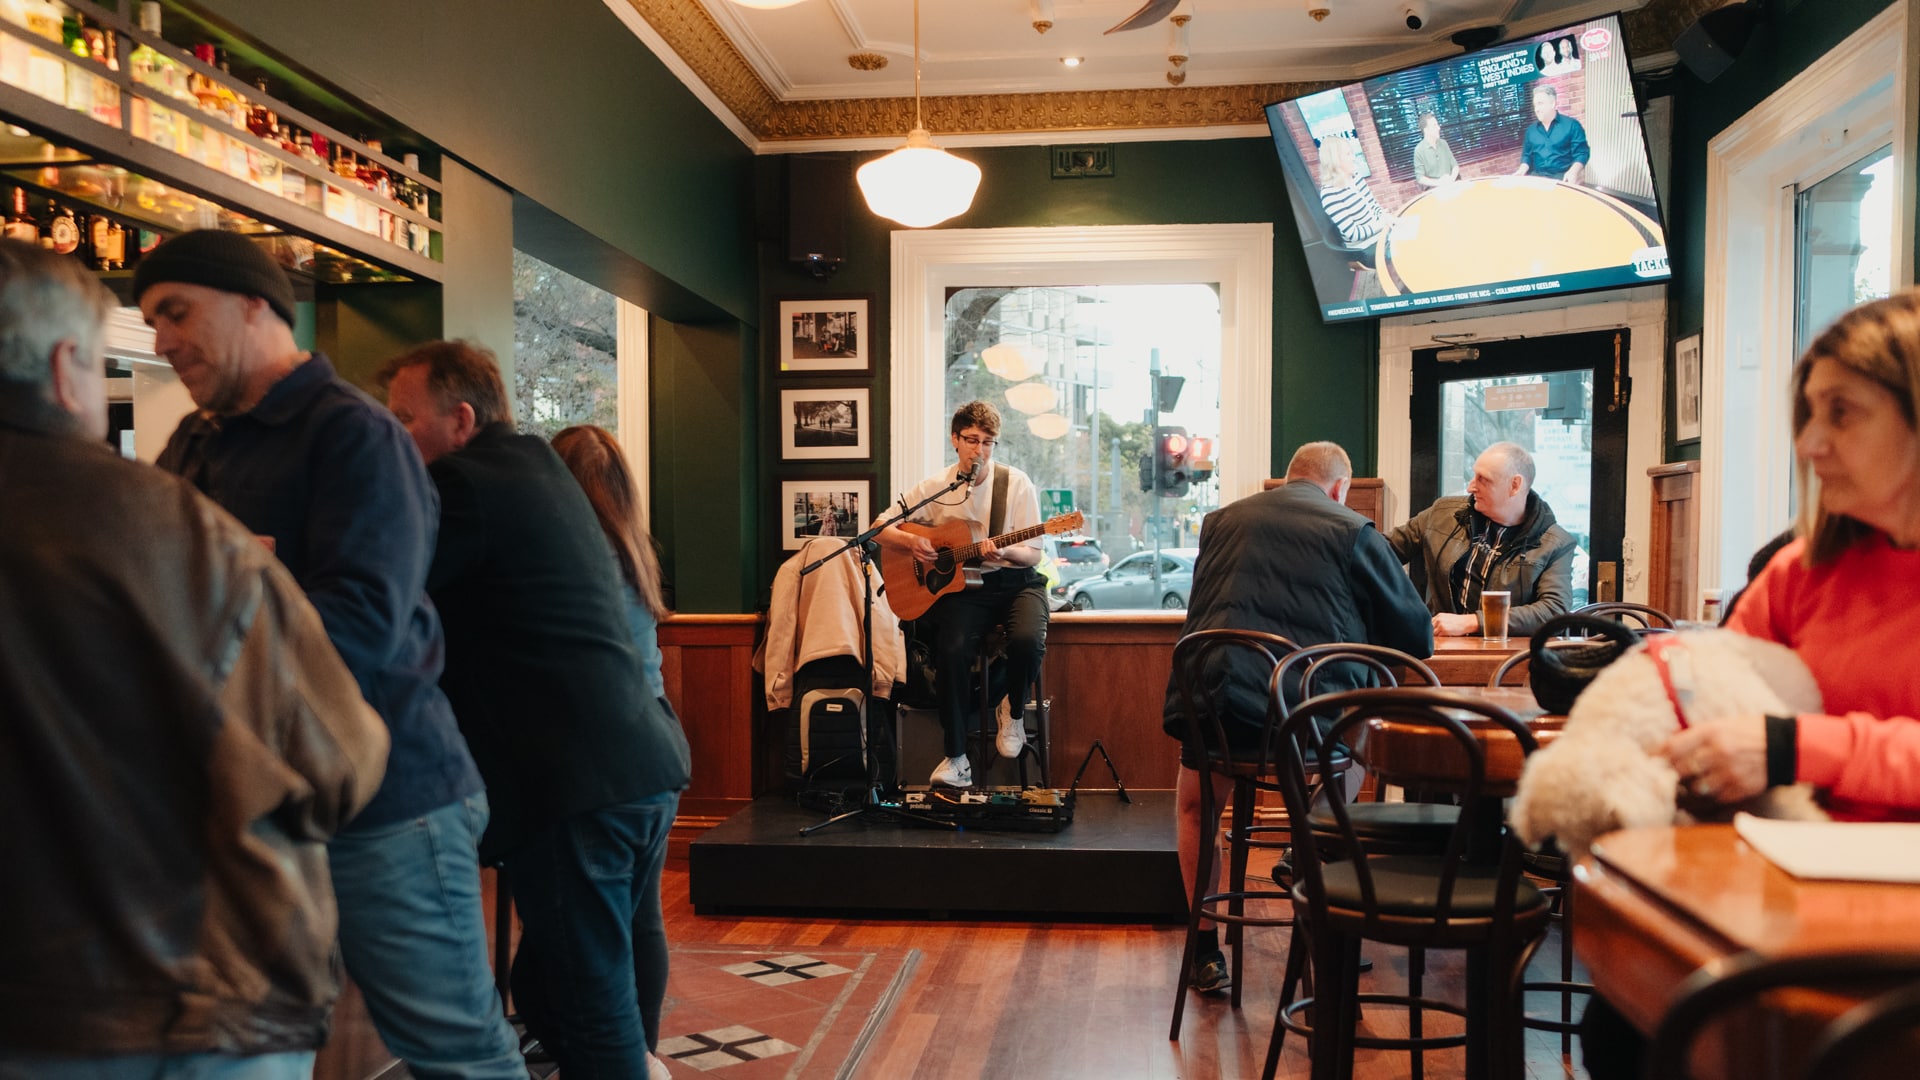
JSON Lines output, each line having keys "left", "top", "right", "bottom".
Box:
{"left": 1385, "top": 491, "right": 1577, "bottom": 638}
{"left": 0, "top": 392, "right": 388, "bottom": 1055}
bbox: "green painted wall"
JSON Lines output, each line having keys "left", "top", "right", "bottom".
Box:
{"left": 755, "top": 138, "right": 1377, "bottom": 599}
{"left": 652, "top": 316, "right": 758, "bottom": 613}
{"left": 1661, "top": 0, "right": 1897, "bottom": 461}
{"left": 191, "top": 0, "right": 757, "bottom": 325}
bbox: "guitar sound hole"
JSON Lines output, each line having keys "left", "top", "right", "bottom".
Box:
{"left": 933, "top": 552, "right": 955, "bottom": 575}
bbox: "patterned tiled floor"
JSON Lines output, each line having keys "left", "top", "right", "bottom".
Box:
{"left": 655, "top": 944, "right": 917, "bottom": 1078}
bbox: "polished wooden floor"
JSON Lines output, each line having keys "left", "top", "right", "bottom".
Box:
{"left": 317, "top": 853, "right": 1590, "bottom": 1079}
{"left": 664, "top": 855, "right": 1591, "bottom": 1080}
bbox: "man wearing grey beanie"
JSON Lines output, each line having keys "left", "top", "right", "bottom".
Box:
{"left": 141, "top": 230, "right": 525, "bottom": 1078}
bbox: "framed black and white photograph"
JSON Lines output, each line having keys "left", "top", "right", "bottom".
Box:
{"left": 780, "top": 387, "right": 870, "bottom": 461}
{"left": 1675, "top": 332, "right": 1702, "bottom": 443}
{"left": 779, "top": 478, "right": 871, "bottom": 551}
{"left": 779, "top": 297, "right": 870, "bottom": 374}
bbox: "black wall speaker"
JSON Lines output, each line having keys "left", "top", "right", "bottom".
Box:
{"left": 787, "top": 155, "right": 850, "bottom": 278}
{"left": 1675, "top": 1, "right": 1762, "bottom": 84}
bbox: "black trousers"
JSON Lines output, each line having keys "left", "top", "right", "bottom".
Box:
{"left": 925, "top": 568, "right": 1049, "bottom": 759}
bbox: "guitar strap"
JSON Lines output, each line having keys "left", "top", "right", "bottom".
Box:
{"left": 988, "top": 463, "right": 1010, "bottom": 537}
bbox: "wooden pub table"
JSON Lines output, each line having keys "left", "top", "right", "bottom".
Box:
{"left": 1425, "top": 635, "right": 1529, "bottom": 688}
{"left": 1574, "top": 824, "right": 1920, "bottom": 1079}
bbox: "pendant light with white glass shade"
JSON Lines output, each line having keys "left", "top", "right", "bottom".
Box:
{"left": 856, "top": 0, "right": 981, "bottom": 228}
{"left": 1004, "top": 380, "right": 1059, "bottom": 415}
{"left": 980, "top": 342, "right": 1034, "bottom": 381}
{"left": 1027, "top": 412, "right": 1071, "bottom": 440}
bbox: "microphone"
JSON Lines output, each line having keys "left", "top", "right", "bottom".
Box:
{"left": 961, "top": 460, "right": 979, "bottom": 483}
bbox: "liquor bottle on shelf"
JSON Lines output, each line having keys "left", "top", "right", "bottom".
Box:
{"left": 360, "top": 138, "right": 393, "bottom": 201}
{"left": 3, "top": 187, "right": 39, "bottom": 243}
{"left": 87, "top": 212, "right": 110, "bottom": 268}
{"left": 104, "top": 218, "right": 124, "bottom": 269}
{"left": 247, "top": 79, "right": 278, "bottom": 139}
{"left": 43, "top": 200, "right": 79, "bottom": 256}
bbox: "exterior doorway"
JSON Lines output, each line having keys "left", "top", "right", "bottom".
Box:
{"left": 1409, "top": 329, "right": 1631, "bottom": 605}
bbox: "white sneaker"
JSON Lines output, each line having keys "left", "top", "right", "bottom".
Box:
{"left": 996, "top": 698, "right": 1026, "bottom": 758}
{"left": 930, "top": 754, "right": 973, "bottom": 788}
{"left": 649, "top": 1052, "right": 673, "bottom": 1080}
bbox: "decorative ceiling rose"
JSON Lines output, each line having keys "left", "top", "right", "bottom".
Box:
{"left": 848, "top": 52, "right": 888, "bottom": 71}
{"left": 856, "top": 0, "right": 981, "bottom": 228}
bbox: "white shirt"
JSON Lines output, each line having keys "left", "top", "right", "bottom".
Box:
{"left": 892, "top": 460, "right": 1042, "bottom": 571}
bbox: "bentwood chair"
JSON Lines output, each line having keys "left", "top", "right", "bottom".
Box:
{"left": 1273, "top": 687, "right": 1550, "bottom": 1080}
{"left": 1264, "top": 646, "right": 1456, "bottom": 1080}
{"left": 1574, "top": 601, "right": 1676, "bottom": 631}
{"left": 1167, "top": 628, "right": 1304, "bottom": 1036}
{"left": 1649, "top": 949, "right": 1920, "bottom": 1079}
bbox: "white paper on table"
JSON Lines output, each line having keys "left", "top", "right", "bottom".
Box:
{"left": 1733, "top": 812, "right": 1920, "bottom": 883}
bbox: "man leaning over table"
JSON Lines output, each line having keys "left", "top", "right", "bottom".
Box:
{"left": 1163, "top": 441, "right": 1433, "bottom": 996}
{"left": 1386, "top": 441, "right": 1576, "bottom": 639}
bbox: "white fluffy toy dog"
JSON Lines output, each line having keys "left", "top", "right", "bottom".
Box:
{"left": 1509, "top": 629, "right": 1827, "bottom": 859}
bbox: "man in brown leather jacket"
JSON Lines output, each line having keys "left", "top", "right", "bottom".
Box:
{"left": 0, "top": 240, "right": 389, "bottom": 1079}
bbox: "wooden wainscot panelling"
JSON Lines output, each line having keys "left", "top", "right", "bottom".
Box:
{"left": 1042, "top": 611, "right": 1185, "bottom": 790}
{"left": 1263, "top": 476, "right": 1386, "bottom": 529}
{"left": 1647, "top": 461, "right": 1702, "bottom": 621}
{"left": 660, "top": 614, "right": 761, "bottom": 856}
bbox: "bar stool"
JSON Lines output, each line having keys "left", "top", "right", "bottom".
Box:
{"left": 1166, "top": 628, "right": 1306, "bottom": 1038}
{"left": 1273, "top": 687, "right": 1551, "bottom": 1080}
{"left": 966, "top": 622, "right": 1050, "bottom": 786}
{"left": 1265, "top": 645, "right": 1458, "bottom": 1080}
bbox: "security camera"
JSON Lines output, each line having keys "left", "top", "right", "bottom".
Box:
{"left": 1400, "top": 1, "right": 1430, "bottom": 31}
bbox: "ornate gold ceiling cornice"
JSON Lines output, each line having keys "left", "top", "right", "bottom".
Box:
{"left": 627, "top": 0, "right": 1705, "bottom": 145}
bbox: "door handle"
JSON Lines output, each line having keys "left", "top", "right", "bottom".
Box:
{"left": 1595, "top": 561, "right": 1619, "bottom": 603}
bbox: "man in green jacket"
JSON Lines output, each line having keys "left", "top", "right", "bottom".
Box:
{"left": 1386, "top": 441, "right": 1577, "bottom": 638}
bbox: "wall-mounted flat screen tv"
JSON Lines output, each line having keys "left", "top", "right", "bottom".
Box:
{"left": 1265, "top": 14, "right": 1669, "bottom": 324}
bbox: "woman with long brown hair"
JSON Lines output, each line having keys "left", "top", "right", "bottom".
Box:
{"left": 550, "top": 423, "right": 679, "bottom": 1080}
{"left": 553, "top": 424, "right": 670, "bottom": 703}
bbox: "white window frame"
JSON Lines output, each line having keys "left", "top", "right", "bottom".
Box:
{"left": 616, "top": 299, "right": 652, "bottom": 523}
{"left": 889, "top": 224, "right": 1273, "bottom": 505}
{"left": 1701, "top": 1, "right": 1914, "bottom": 601}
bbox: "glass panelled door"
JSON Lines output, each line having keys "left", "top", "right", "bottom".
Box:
{"left": 1411, "top": 330, "right": 1631, "bottom": 605}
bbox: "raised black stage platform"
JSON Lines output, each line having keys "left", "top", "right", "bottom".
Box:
{"left": 689, "top": 790, "right": 1185, "bottom": 921}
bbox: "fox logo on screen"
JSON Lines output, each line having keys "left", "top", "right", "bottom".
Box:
{"left": 1631, "top": 247, "right": 1671, "bottom": 278}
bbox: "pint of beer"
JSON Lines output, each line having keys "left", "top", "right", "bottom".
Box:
{"left": 1480, "top": 590, "right": 1511, "bottom": 643}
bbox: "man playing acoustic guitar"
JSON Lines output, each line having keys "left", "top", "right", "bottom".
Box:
{"left": 877, "top": 401, "right": 1050, "bottom": 789}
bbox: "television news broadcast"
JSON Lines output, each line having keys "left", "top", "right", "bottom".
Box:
{"left": 1265, "top": 15, "right": 1670, "bottom": 324}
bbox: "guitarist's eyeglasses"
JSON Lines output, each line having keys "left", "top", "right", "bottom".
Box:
{"left": 957, "top": 435, "right": 997, "bottom": 449}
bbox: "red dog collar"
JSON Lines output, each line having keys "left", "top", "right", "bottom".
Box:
{"left": 1641, "top": 634, "right": 1695, "bottom": 730}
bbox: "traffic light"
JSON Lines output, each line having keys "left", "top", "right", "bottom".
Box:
{"left": 1155, "top": 425, "right": 1190, "bottom": 497}
{"left": 1187, "top": 436, "right": 1215, "bottom": 483}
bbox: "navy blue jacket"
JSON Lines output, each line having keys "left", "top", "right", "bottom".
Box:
{"left": 1163, "top": 480, "right": 1434, "bottom": 748}
{"left": 423, "top": 425, "right": 690, "bottom": 860}
{"left": 158, "top": 353, "right": 483, "bottom": 828}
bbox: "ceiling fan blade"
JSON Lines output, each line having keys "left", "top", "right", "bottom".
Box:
{"left": 1104, "top": 0, "right": 1181, "bottom": 34}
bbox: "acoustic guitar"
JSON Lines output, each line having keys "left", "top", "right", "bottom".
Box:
{"left": 881, "top": 511, "right": 1085, "bottom": 621}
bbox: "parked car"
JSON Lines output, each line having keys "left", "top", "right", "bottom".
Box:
{"left": 1062, "top": 547, "right": 1198, "bottom": 611}
{"left": 1044, "top": 535, "right": 1108, "bottom": 609}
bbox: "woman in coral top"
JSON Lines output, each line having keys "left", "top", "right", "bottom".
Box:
{"left": 1665, "top": 290, "right": 1920, "bottom": 819}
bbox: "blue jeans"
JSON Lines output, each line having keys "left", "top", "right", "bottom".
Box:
{"left": 329, "top": 794, "right": 525, "bottom": 1080}
{"left": 504, "top": 792, "right": 680, "bottom": 1080}
{"left": 0, "top": 1052, "right": 312, "bottom": 1079}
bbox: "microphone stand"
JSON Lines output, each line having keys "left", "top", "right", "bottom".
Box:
{"left": 794, "top": 465, "right": 978, "bottom": 835}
